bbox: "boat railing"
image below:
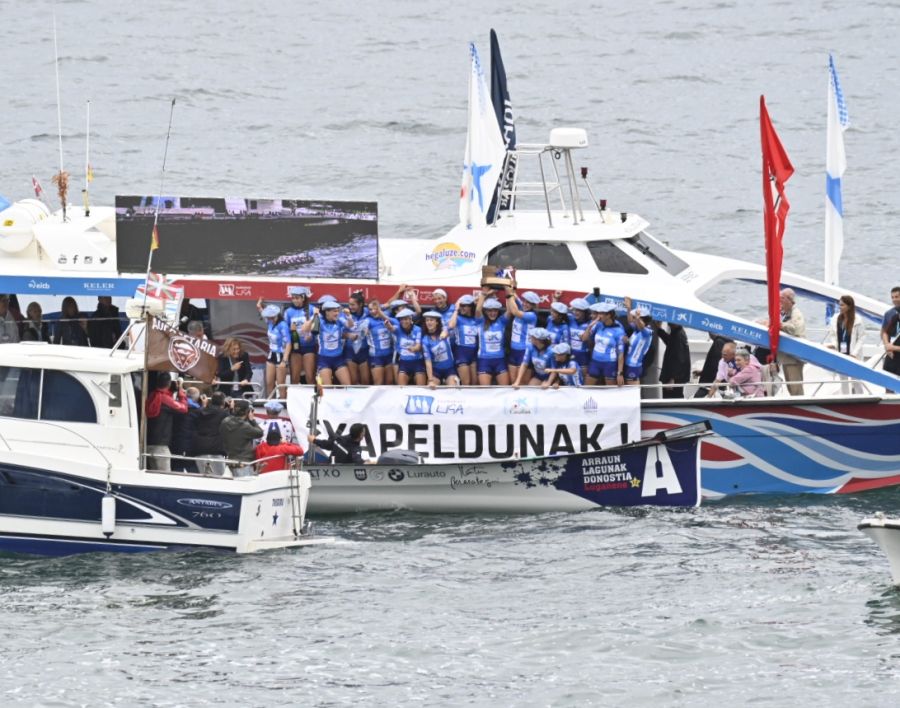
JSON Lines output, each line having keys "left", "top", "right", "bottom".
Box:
{"left": 141, "top": 451, "right": 293, "bottom": 478}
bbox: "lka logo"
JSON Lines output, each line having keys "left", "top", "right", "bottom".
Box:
{"left": 404, "top": 395, "right": 464, "bottom": 415}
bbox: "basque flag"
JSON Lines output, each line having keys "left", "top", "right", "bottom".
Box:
{"left": 487, "top": 29, "right": 518, "bottom": 223}
{"left": 760, "top": 96, "right": 794, "bottom": 360}
{"left": 824, "top": 54, "right": 849, "bottom": 287}
{"left": 459, "top": 43, "right": 506, "bottom": 229}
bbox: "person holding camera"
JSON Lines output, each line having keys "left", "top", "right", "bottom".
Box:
{"left": 145, "top": 372, "right": 189, "bottom": 471}
{"left": 220, "top": 400, "right": 264, "bottom": 477}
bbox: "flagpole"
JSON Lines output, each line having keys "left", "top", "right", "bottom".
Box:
{"left": 140, "top": 98, "right": 176, "bottom": 469}
{"left": 141, "top": 98, "right": 176, "bottom": 313}
{"left": 83, "top": 100, "right": 90, "bottom": 217}
{"left": 51, "top": 14, "right": 69, "bottom": 222}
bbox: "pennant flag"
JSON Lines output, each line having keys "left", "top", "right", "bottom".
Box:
{"left": 824, "top": 54, "right": 849, "bottom": 287}
{"left": 459, "top": 42, "right": 506, "bottom": 230}
{"left": 135, "top": 272, "right": 184, "bottom": 325}
{"left": 87, "top": 164, "right": 94, "bottom": 183}
{"left": 146, "top": 315, "right": 218, "bottom": 383}
{"left": 487, "top": 29, "right": 518, "bottom": 222}
{"left": 760, "top": 96, "right": 795, "bottom": 360}
{"left": 150, "top": 223, "right": 160, "bottom": 251}
{"left": 32, "top": 176, "right": 44, "bottom": 199}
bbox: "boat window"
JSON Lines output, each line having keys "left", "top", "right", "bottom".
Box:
{"left": 40, "top": 371, "right": 98, "bottom": 424}
{"left": 486, "top": 242, "right": 577, "bottom": 270}
{"left": 587, "top": 241, "right": 649, "bottom": 274}
{"left": 625, "top": 232, "right": 689, "bottom": 275}
{"left": 0, "top": 367, "right": 39, "bottom": 420}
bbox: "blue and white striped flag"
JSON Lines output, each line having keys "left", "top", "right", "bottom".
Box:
{"left": 459, "top": 43, "right": 506, "bottom": 230}
{"left": 824, "top": 53, "right": 849, "bottom": 286}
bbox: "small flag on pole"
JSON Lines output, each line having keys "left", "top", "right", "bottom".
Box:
{"left": 824, "top": 53, "right": 849, "bottom": 287}
{"left": 32, "top": 176, "right": 44, "bottom": 199}
{"left": 150, "top": 224, "right": 160, "bottom": 251}
{"left": 87, "top": 164, "right": 94, "bottom": 183}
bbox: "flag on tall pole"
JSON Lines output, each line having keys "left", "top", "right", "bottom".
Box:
{"left": 760, "top": 96, "right": 795, "bottom": 360}
{"left": 150, "top": 224, "right": 160, "bottom": 251}
{"left": 824, "top": 54, "right": 849, "bottom": 287}
{"left": 459, "top": 43, "right": 506, "bottom": 230}
{"left": 486, "top": 29, "right": 517, "bottom": 223}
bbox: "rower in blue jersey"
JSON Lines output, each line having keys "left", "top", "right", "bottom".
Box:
{"left": 504, "top": 286, "right": 540, "bottom": 384}
{"left": 475, "top": 291, "right": 511, "bottom": 385}
{"left": 430, "top": 288, "right": 456, "bottom": 329}
{"left": 299, "top": 301, "right": 356, "bottom": 386}
{"left": 583, "top": 301, "right": 626, "bottom": 386}
{"left": 447, "top": 294, "right": 480, "bottom": 386}
{"left": 623, "top": 307, "right": 654, "bottom": 385}
{"left": 547, "top": 300, "right": 571, "bottom": 345}
{"left": 259, "top": 303, "right": 291, "bottom": 399}
{"left": 362, "top": 299, "right": 396, "bottom": 385}
{"left": 546, "top": 342, "right": 584, "bottom": 388}
{"left": 394, "top": 308, "right": 426, "bottom": 385}
{"left": 344, "top": 292, "right": 371, "bottom": 385}
{"left": 422, "top": 311, "right": 459, "bottom": 388}
{"left": 567, "top": 298, "right": 592, "bottom": 377}
{"left": 284, "top": 285, "right": 316, "bottom": 387}
{"left": 512, "top": 327, "right": 554, "bottom": 388}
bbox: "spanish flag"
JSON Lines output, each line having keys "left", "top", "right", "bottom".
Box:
{"left": 150, "top": 224, "right": 160, "bottom": 251}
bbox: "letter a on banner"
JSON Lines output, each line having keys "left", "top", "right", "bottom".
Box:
{"left": 641, "top": 446, "right": 683, "bottom": 497}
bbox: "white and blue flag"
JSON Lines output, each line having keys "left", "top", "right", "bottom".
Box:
{"left": 825, "top": 53, "right": 849, "bottom": 286}
{"left": 459, "top": 43, "right": 506, "bottom": 230}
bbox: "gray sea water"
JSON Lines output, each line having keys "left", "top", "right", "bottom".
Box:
{"left": 3, "top": 0, "right": 900, "bottom": 704}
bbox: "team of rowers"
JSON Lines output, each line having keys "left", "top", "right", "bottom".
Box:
{"left": 256, "top": 284, "right": 654, "bottom": 398}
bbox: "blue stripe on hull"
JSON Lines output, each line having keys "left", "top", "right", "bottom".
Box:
{"left": 0, "top": 534, "right": 168, "bottom": 557}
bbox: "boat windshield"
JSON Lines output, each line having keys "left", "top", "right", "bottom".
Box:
{"left": 485, "top": 242, "right": 577, "bottom": 270}
{"left": 625, "top": 232, "right": 689, "bottom": 276}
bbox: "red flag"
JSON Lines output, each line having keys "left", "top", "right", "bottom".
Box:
{"left": 760, "top": 96, "right": 794, "bottom": 361}
{"left": 32, "top": 176, "right": 44, "bottom": 199}
{"left": 150, "top": 224, "right": 160, "bottom": 251}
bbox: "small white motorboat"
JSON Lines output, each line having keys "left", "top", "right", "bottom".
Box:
{"left": 859, "top": 514, "right": 900, "bottom": 585}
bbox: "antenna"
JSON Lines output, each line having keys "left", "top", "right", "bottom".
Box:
{"left": 51, "top": 14, "right": 69, "bottom": 220}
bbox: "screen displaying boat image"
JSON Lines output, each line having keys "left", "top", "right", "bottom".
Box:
{"left": 114, "top": 196, "right": 378, "bottom": 278}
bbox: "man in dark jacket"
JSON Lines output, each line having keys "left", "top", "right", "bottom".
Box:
{"left": 220, "top": 399, "right": 264, "bottom": 476}
{"left": 308, "top": 423, "right": 369, "bottom": 464}
{"left": 191, "top": 392, "right": 230, "bottom": 475}
{"left": 87, "top": 296, "right": 123, "bottom": 349}
{"left": 145, "top": 373, "right": 188, "bottom": 471}
{"left": 694, "top": 334, "right": 733, "bottom": 398}
{"left": 658, "top": 323, "right": 691, "bottom": 399}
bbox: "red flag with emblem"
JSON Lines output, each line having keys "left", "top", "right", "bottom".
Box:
{"left": 760, "top": 96, "right": 794, "bottom": 360}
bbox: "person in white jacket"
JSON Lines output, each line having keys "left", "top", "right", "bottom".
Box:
{"left": 825, "top": 294, "right": 866, "bottom": 394}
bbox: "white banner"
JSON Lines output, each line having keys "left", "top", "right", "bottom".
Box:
{"left": 287, "top": 386, "right": 641, "bottom": 463}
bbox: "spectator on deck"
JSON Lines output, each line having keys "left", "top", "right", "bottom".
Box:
{"left": 255, "top": 427, "right": 304, "bottom": 473}
{"left": 220, "top": 399, "right": 264, "bottom": 476}
{"left": 56, "top": 296, "right": 89, "bottom": 346}
{"left": 726, "top": 349, "right": 765, "bottom": 398}
{"left": 259, "top": 302, "right": 291, "bottom": 398}
{"left": 775, "top": 288, "right": 807, "bottom": 396}
{"left": 658, "top": 323, "right": 691, "bottom": 399}
{"left": 694, "top": 334, "right": 733, "bottom": 398}
{"left": 170, "top": 387, "right": 202, "bottom": 472}
{"left": 191, "top": 391, "right": 230, "bottom": 475}
{"left": 825, "top": 295, "right": 867, "bottom": 394}
{"left": 284, "top": 286, "right": 317, "bottom": 387}
{"left": 186, "top": 320, "right": 207, "bottom": 340}
{"left": 23, "top": 301, "right": 51, "bottom": 343}
{"left": 216, "top": 337, "right": 254, "bottom": 398}
{"left": 881, "top": 286, "right": 900, "bottom": 376}
{"left": 145, "top": 373, "right": 189, "bottom": 471}
{"left": 87, "top": 296, "right": 123, "bottom": 349}
{"left": 0, "top": 294, "right": 21, "bottom": 344}
{"left": 707, "top": 342, "right": 760, "bottom": 398}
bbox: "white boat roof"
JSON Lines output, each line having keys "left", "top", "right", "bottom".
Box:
{"left": 0, "top": 342, "right": 145, "bottom": 374}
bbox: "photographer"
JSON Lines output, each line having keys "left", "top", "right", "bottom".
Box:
{"left": 308, "top": 423, "right": 370, "bottom": 464}
{"left": 220, "top": 400, "right": 264, "bottom": 477}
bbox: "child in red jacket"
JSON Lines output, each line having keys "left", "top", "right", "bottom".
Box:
{"left": 255, "top": 427, "right": 304, "bottom": 473}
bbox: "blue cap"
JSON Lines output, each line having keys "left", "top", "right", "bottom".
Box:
{"left": 396, "top": 308, "right": 416, "bottom": 318}
{"left": 458, "top": 295, "right": 476, "bottom": 305}
{"left": 318, "top": 294, "right": 337, "bottom": 305}
{"left": 521, "top": 291, "right": 541, "bottom": 305}
{"left": 552, "top": 342, "right": 571, "bottom": 355}
{"left": 423, "top": 310, "right": 443, "bottom": 319}
{"left": 530, "top": 327, "right": 551, "bottom": 340}
{"left": 390, "top": 299, "right": 408, "bottom": 309}
{"left": 288, "top": 286, "right": 311, "bottom": 297}
{"left": 264, "top": 400, "right": 284, "bottom": 413}
{"left": 551, "top": 302, "right": 568, "bottom": 314}
{"left": 570, "top": 298, "right": 590, "bottom": 310}
{"left": 591, "top": 302, "right": 615, "bottom": 313}
{"left": 261, "top": 304, "right": 281, "bottom": 318}
{"left": 321, "top": 301, "right": 341, "bottom": 311}
{"left": 483, "top": 298, "right": 503, "bottom": 309}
